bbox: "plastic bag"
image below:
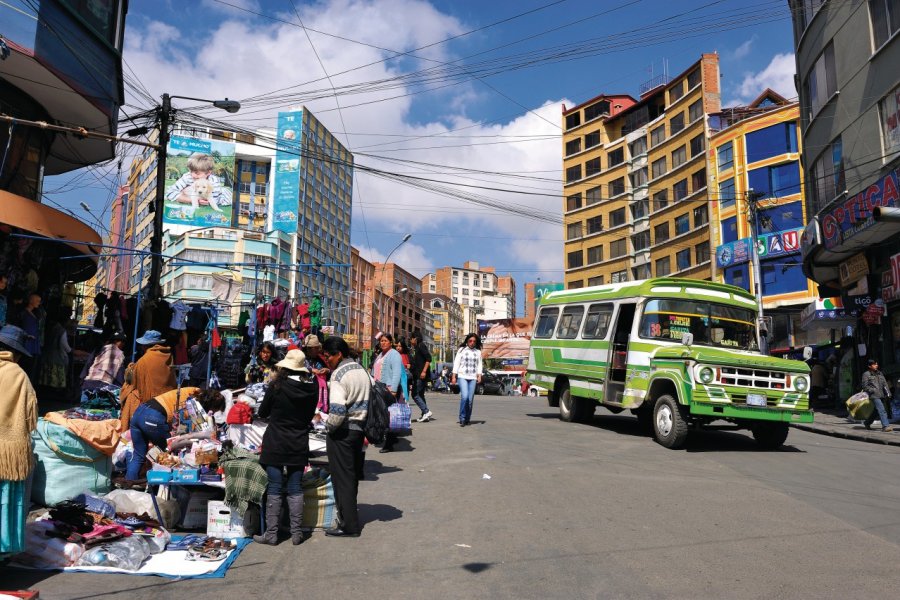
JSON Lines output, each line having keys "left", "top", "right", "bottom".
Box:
{"left": 13, "top": 520, "right": 84, "bottom": 568}
{"left": 138, "top": 527, "right": 171, "bottom": 554}
{"left": 77, "top": 535, "right": 150, "bottom": 571}
{"left": 103, "top": 489, "right": 181, "bottom": 528}
{"left": 846, "top": 391, "right": 874, "bottom": 420}
{"left": 111, "top": 436, "right": 132, "bottom": 471}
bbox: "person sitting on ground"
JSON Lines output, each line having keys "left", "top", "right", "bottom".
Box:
{"left": 82, "top": 332, "right": 127, "bottom": 390}
{"left": 245, "top": 341, "right": 278, "bottom": 384}
{"left": 119, "top": 330, "right": 176, "bottom": 432}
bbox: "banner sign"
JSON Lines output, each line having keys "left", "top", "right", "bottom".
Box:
{"left": 822, "top": 166, "right": 900, "bottom": 250}
{"left": 838, "top": 253, "right": 869, "bottom": 287}
{"left": 477, "top": 317, "right": 534, "bottom": 359}
{"left": 272, "top": 110, "right": 303, "bottom": 233}
{"left": 163, "top": 135, "right": 235, "bottom": 228}
{"left": 716, "top": 228, "right": 803, "bottom": 268}
{"left": 532, "top": 282, "right": 564, "bottom": 313}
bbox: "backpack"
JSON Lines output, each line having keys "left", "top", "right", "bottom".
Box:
{"left": 365, "top": 379, "right": 394, "bottom": 445}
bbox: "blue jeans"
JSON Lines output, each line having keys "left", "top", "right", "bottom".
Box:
{"left": 458, "top": 378, "right": 476, "bottom": 424}
{"left": 126, "top": 403, "right": 170, "bottom": 480}
{"left": 864, "top": 397, "right": 892, "bottom": 429}
{"left": 411, "top": 378, "right": 429, "bottom": 415}
{"left": 264, "top": 465, "right": 304, "bottom": 496}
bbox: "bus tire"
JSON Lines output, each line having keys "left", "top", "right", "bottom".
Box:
{"left": 751, "top": 422, "right": 789, "bottom": 450}
{"left": 558, "top": 383, "right": 576, "bottom": 422}
{"left": 652, "top": 394, "right": 688, "bottom": 449}
{"left": 548, "top": 386, "right": 560, "bottom": 407}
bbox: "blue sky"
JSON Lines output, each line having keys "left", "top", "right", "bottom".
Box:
{"left": 45, "top": 0, "right": 798, "bottom": 313}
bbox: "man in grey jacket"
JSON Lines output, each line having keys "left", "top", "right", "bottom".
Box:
{"left": 862, "top": 359, "right": 895, "bottom": 432}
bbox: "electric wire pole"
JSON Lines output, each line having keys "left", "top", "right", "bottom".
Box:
{"left": 747, "top": 189, "right": 768, "bottom": 354}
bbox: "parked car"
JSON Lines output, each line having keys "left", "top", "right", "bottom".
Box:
{"left": 450, "top": 370, "right": 506, "bottom": 395}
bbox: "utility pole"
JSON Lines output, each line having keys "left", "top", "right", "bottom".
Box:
{"left": 149, "top": 93, "right": 171, "bottom": 301}
{"left": 747, "top": 189, "right": 768, "bottom": 354}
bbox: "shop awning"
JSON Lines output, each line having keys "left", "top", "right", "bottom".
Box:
{"left": 0, "top": 190, "right": 101, "bottom": 282}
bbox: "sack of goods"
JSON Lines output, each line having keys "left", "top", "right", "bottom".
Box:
{"left": 846, "top": 391, "right": 874, "bottom": 420}
{"left": 31, "top": 418, "right": 112, "bottom": 506}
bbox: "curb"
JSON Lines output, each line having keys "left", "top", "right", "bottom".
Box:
{"left": 790, "top": 422, "right": 900, "bottom": 447}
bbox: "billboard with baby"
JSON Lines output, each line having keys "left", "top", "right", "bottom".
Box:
{"left": 163, "top": 135, "right": 235, "bottom": 229}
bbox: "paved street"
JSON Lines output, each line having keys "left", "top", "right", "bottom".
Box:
{"left": 5, "top": 393, "right": 900, "bottom": 600}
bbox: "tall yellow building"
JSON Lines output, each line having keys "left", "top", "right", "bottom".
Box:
{"left": 562, "top": 54, "right": 721, "bottom": 288}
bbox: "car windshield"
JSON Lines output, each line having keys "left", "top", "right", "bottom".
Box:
{"left": 639, "top": 298, "right": 758, "bottom": 351}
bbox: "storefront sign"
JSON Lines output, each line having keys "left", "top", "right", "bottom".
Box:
{"left": 799, "top": 297, "right": 859, "bottom": 329}
{"left": 883, "top": 269, "right": 896, "bottom": 302}
{"left": 822, "top": 166, "right": 900, "bottom": 250}
{"left": 272, "top": 110, "right": 303, "bottom": 233}
{"left": 838, "top": 253, "right": 869, "bottom": 287}
{"left": 716, "top": 228, "right": 803, "bottom": 268}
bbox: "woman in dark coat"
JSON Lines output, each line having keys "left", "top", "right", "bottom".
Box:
{"left": 253, "top": 349, "right": 318, "bottom": 546}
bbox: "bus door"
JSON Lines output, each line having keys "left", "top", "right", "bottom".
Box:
{"left": 581, "top": 302, "right": 616, "bottom": 404}
{"left": 607, "top": 303, "right": 637, "bottom": 404}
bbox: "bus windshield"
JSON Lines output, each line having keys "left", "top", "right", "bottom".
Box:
{"left": 639, "top": 298, "right": 758, "bottom": 351}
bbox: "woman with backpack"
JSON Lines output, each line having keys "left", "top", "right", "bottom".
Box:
{"left": 321, "top": 336, "right": 369, "bottom": 538}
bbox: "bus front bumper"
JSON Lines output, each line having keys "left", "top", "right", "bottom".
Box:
{"left": 689, "top": 402, "right": 814, "bottom": 423}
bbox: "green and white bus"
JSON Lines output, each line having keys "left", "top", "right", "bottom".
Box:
{"left": 526, "top": 277, "right": 813, "bottom": 449}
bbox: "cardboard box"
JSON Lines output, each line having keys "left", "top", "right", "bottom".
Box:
{"left": 147, "top": 470, "right": 172, "bottom": 484}
{"left": 207, "top": 500, "right": 246, "bottom": 538}
{"left": 177, "top": 488, "right": 222, "bottom": 529}
{"left": 173, "top": 468, "right": 200, "bottom": 483}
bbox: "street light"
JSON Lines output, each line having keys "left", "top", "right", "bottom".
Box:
{"left": 371, "top": 234, "right": 412, "bottom": 340}
{"left": 149, "top": 93, "right": 242, "bottom": 299}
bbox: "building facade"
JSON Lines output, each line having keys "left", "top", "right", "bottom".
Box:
{"left": 562, "top": 54, "right": 721, "bottom": 288}
{"left": 371, "top": 262, "right": 424, "bottom": 338}
{"left": 422, "top": 293, "right": 464, "bottom": 363}
{"left": 790, "top": 0, "right": 900, "bottom": 395}
{"left": 422, "top": 261, "right": 516, "bottom": 323}
{"left": 708, "top": 92, "right": 818, "bottom": 349}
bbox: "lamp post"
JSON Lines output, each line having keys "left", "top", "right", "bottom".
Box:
{"left": 149, "top": 93, "right": 241, "bottom": 300}
{"left": 371, "top": 233, "right": 411, "bottom": 339}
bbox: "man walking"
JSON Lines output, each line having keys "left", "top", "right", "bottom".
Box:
{"left": 409, "top": 331, "right": 434, "bottom": 422}
{"left": 862, "top": 359, "right": 895, "bottom": 432}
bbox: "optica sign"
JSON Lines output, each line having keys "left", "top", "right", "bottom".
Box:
{"left": 822, "top": 166, "right": 900, "bottom": 250}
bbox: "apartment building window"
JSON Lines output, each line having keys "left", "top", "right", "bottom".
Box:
{"left": 695, "top": 242, "right": 711, "bottom": 265}
{"left": 760, "top": 201, "right": 804, "bottom": 231}
{"left": 670, "top": 112, "right": 685, "bottom": 135}
{"left": 719, "top": 178, "right": 736, "bottom": 209}
{"left": 610, "top": 207, "right": 627, "bottom": 227}
{"left": 630, "top": 168, "right": 648, "bottom": 188}
{"left": 631, "top": 199, "right": 648, "bottom": 220}
{"left": 655, "top": 256, "right": 671, "bottom": 277}
{"left": 673, "top": 178, "right": 688, "bottom": 201}
{"left": 693, "top": 204, "right": 709, "bottom": 227}
{"left": 610, "top": 239, "right": 627, "bottom": 258}
{"left": 651, "top": 125, "right": 666, "bottom": 147}
{"left": 675, "top": 213, "right": 690, "bottom": 235}
{"left": 676, "top": 249, "right": 692, "bottom": 271}
{"left": 608, "top": 147, "right": 625, "bottom": 167}
{"left": 585, "top": 131, "right": 601, "bottom": 149}
{"left": 567, "top": 193, "right": 583, "bottom": 211}
{"left": 586, "top": 186, "right": 602, "bottom": 205}
{"left": 669, "top": 80, "right": 684, "bottom": 104}
{"left": 586, "top": 157, "right": 602, "bottom": 177}
{"left": 586, "top": 215, "right": 603, "bottom": 234}
{"left": 652, "top": 157, "right": 667, "bottom": 179}
{"left": 611, "top": 270, "right": 628, "bottom": 283}
{"left": 688, "top": 99, "right": 703, "bottom": 122}
{"left": 587, "top": 245, "right": 604, "bottom": 264}
{"left": 653, "top": 190, "right": 668, "bottom": 211}
{"left": 452, "top": 287, "right": 459, "bottom": 294}
{"left": 632, "top": 264, "right": 652, "bottom": 280}
{"left": 805, "top": 43, "right": 836, "bottom": 117}
{"left": 565, "top": 112, "right": 581, "bottom": 129}
{"left": 691, "top": 168, "right": 707, "bottom": 192}
{"left": 567, "top": 222, "right": 582, "bottom": 240}
{"left": 587, "top": 275, "right": 605, "bottom": 286}
{"left": 871, "top": 0, "right": 900, "bottom": 48}
{"left": 632, "top": 230, "right": 650, "bottom": 252}
{"left": 585, "top": 100, "right": 610, "bottom": 121}
{"left": 722, "top": 216, "right": 739, "bottom": 244}
{"left": 672, "top": 145, "right": 687, "bottom": 168}
{"left": 748, "top": 162, "right": 800, "bottom": 198}
{"left": 239, "top": 181, "right": 252, "bottom": 194}
{"left": 629, "top": 137, "right": 647, "bottom": 157}
{"left": 879, "top": 83, "right": 900, "bottom": 156}
{"left": 717, "top": 141, "right": 734, "bottom": 171}
{"left": 724, "top": 264, "right": 750, "bottom": 291}
{"left": 654, "top": 222, "right": 670, "bottom": 244}
{"left": 567, "top": 250, "right": 584, "bottom": 269}
{"left": 688, "top": 68, "right": 701, "bottom": 89}
{"left": 795, "top": 0, "right": 827, "bottom": 33}
{"left": 565, "top": 138, "right": 582, "bottom": 156}
{"left": 746, "top": 122, "right": 799, "bottom": 163}
{"left": 568, "top": 280, "right": 583, "bottom": 289}
{"left": 609, "top": 177, "right": 625, "bottom": 197}
{"left": 810, "top": 137, "right": 844, "bottom": 212}
{"left": 690, "top": 134, "right": 705, "bottom": 157}
{"left": 566, "top": 165, "right": 582, "bottom": 183}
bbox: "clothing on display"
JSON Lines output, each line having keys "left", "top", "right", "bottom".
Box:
{"left": 170, "top": 300, "right": 189, "bottom": 331}
{"left": 211, "top": 272, "right": 243, "bottom": 305}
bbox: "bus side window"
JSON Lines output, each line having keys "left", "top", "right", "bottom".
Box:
{"left": 583, "top": 303, "right": 613, "bottom": 339}
{"left": 534, "top": 307, "right": 560, "bottom": 338}
{"left": 556, "top": 306, "right": 585, "bottom": 339}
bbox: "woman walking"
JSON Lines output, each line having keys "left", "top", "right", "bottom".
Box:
{"left": 373, "top": 333, "right": 403, "bottom": 452}
{"left": 452, "top": 333, "right": 483, "bottom": 427}
{"left": 253, "top": 349, "right": 319, "bottom": 546}
{"left": 321, "top": 336, "right": 369, "bottom": 538}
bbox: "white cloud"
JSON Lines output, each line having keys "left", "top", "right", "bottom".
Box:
{"left": 730, "top": 36, "right": 756, "bottom": 60}
{"left": 735, "top": 52, "right": 797, "bottom": 101}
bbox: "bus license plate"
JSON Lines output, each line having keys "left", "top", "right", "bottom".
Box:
{"left": 746, "top": 393, "right": 767, "bottom": 407}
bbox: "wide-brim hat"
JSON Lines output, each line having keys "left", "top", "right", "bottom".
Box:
{"left": 0, "top": 325, "right": 32, "bottom": 357}
{"left": 276, "top": 349, "right": 309, "bottom": 372}
{"left": 302, "top": 334, "right": 321, "bottom": 348}
{"left": 136, "top": 330, "right": 163, "bottom": 345}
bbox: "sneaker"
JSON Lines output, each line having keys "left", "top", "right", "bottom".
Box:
{"left": 883, "top": 425, "right": 895, "bottom": 432}
{"left": 418, "top": 411, "right": 433, "bottom": 423}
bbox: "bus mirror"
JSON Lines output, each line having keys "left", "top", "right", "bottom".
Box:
{"left": 802, "top": 346, "right": 813, "bottom": 360}
{"left": 681, "top": 332, "right": 694, "bottom": 346}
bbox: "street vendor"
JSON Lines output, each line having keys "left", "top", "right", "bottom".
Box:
{"left": 119, "top": 330, "right": 176, "bottom": 431}
{"left": 81, "top": 332, "right": 127, "bottom": 390}
{"left": 124, "top": 387, "right": 225, "bottom": 485}
{"left": 245, "top": 341, "right": 278, "bottom": 384}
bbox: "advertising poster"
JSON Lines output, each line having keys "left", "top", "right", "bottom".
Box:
{"left": 532, "top": 282, "right": 564, "bottom": 314}
{"left": 272, "top": 111, "right": 303, "bottom": 233}
{"left": 163, "top": 135, "right": 235, "bottom": 228}
{"left": 478, "top": 317, "right": 534, "bottom": 359}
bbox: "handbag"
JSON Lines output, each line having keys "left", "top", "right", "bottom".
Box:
{"left": 845, "top": 391, "right": 874, "bottom": 421}
{"left": 388, "top": 401, "right": 412, "bottom": 435}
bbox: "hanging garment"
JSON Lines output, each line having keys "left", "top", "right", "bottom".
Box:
{"left": 238, "top": 311, "right": 250, "bottom": 332}
{"left": 170, "top": 300, "right": 189, "bottom": 331}
{"left": 94, "top": 293, "right": 107, "bottom": 330}
{"left": 268, "top": 299, "right": 286, "bottom": 326}
{"left": 263, "top": 325, "right": 275, "bottom": 342}
{"left": 248, "top": 306, "right": 258, "bottom": 336}
{"left": 174, "top": 332, "right": 189, "bottom": 365}
{"left": 309, "top": 296, "right": 322, "bottom": 327}
{"left": 295, "top": 303, "right": 310, "bottom": 329}
{"left": 186, "top": 305, "right": 207, "bottom": 331}
{"left": 278, "top": 301, "right": 293, "bottom": 332}
{"left": 211, "top": 327, "right": 222, "bottom": 349}
{"left": 211, "top": 272, "right": 243, "bottom": 305}
{"left": 256, "top": 304, "right": 268, "bottom": 331}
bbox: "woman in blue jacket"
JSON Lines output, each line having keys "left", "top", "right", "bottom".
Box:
{"left": 373, "top": 333, "right": 403, "bottom": 452}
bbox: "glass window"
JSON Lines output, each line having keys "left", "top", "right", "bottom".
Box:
{"left": 724, "top": 264, "right": 750, "bottom": 291}
{"left": 652, "top": 157, "right": 667, "bottom": 178}
{"left": 879, "top": 82, "right": 900, "bottom": 156}
{"left": 585, "top": 100, "right": 610, "bottom": 121}
{"left": 669, "top": 81, "right": 684, "bottom": 103}
{"left": 565, "top": 138, "right": 581, "bottom": 156}
{"left": 632, "top": 264, "right": 652, "bottom": 280}
{"left": 632, "top": 230, "right": 651, "bottom": 251}
{"left": 640, "top": 298, "right": 756, "bottom": 349}
{"left": 610, "top": 177, "right": 626, "bottom": 196}
{"left": 566, "top": 194, "right": 582, "bottom": 211}
{"left": 810, "top": 137, "right": 844, "bottom": 212}
{"left": 586, "top": 157, "right": 602, "bottom": 177}
{"left": 748, "top": 161, "right": 801, "bottom": 198}
{"left": 588, "top": 245, "right": 604, "bottom": 263}
{"left": 690, "top": 134, "right": 705, "bottom": 157}
{"left": 629, "top": 137, "right": 647, "bottom": 157}
{"left": 565, "top": 112, "right": 581, "bottom": 129}
{"left": 583, "top": 303, "right": 614, "bottom": 339}
{"left": 556, "top": 306, "right": 585, "bottom": 339}
{"left": 569, "top": 280, "right": 583, "bottom": 289}
{"left": 719, "top": 177, "right": 736, "bottom": 209}
{"left": 655, "top": 256, "right": 671, "bottom": 276}
{"left": 717, "top": 141, "right": 734, "bottom": 171}
{"left": 670, "top": 112, "right": 685, "bottom": 135}
{"left": 805, "top": 43, "right": 836, "bottom": 117}
{"left": 675, "top": 213, "right": 690, "bottom": 235}
{"left": 676, "top": 249, "right": 692, "bottom": 271}
{"left": 688, "top": 68, "right": 702, "bottom": 89}
{"left": 567, "top": 222, "right": 582, "bottom": 240}
{"left": 759, "top": 201, "right": 804, "bottom": 232}
{"left": 870, "top": 0, "right": 900, "bottom": 48}
{"left": 610, "top": 207, "right": 627, "bottom": 227}
{"left": 587, "top": 215, "right": 603, "bottom": 234}
{"left": 694, "top": 205, "right": 709, "bottom": 227}
{"left": 673, "top": 179, "right": 688, "bottom": 200}
{"left": 610, "top": 239, "right": 627, "bottom": 258}
{"left": 651, "top": 125, "right": 666, "bottom": 147}
{"left": 722, "top": 216, "right": 739, "bottom": 244}
{"left": 761, "top": 258, "right": 808, "bottom": 295}
{"left": 608, "top": 147, "right": 625, "bottom": 167}
{"left": 567, "top": 250, "right": 583, "bottom": 269}
{"left": 588, "top": 275, "right": 605, "bottom": 286}
{"left": 586, "top": 186, "right": 602, "bottom": 205}
{"left": 691, "top": 168, "right": 707, "bottom": 192}
{"left": 653, "top": 190, "right": 669, "bottom": 211}
{"left": 534, "top": 307, "right": 560, "bottom": 338}
{"left": 585, "top": 131, "right": 602, "bottom": 149}
{"left": 566, "top": 165, "right": 582, "bottom": 183}
{"left": 672, "top": 145, "right": 687, "bottom": 168}
{"left": 695, "top": 242, "right": 711, "bottom": 265}
{"left": 689, "top": 99, "right": 703, "bottom": 122}
{"left": 631, "top": 199, "right": 649, "bottom": 220}
{"left": 745, "top": 123, "right": 799, "bottom": 163}
{"left": 654, "top": 222, "right": 670, "bottom": 243}
{"left": 630, "top": 168, "right": 648, "bottom": 188}
{"left": 611, "top": 270, "right": 628, "bottom": 283}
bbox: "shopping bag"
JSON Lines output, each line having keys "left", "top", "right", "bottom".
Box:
{"left": 846, "top": 391, "right": 874, "bottom": 420}
{"left": 388, "top": 401, "right": 412, "bottom": 435}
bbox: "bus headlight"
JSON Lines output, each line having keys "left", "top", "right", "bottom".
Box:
{"left": 698, "top": 366, "right": 715, "bottom": 384}
{"left": 794, "top": 376, "right": 809, "bottom": 392}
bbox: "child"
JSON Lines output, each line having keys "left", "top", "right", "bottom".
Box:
{"left": 165, "top": 153, "right": 231, "bottom": 217}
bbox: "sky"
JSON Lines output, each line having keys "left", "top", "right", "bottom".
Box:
{"left": 44, "top": 0, "right": 799, "bottom": 314}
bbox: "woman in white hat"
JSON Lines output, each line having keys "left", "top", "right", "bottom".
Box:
{"left": 253, "top": 349, "right": 319, "bottom": 546}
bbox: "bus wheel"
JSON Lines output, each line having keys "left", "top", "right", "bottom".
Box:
{"left": 751, "top": 422, "right": 789, "bottom": 450}
{"left": 558, "top": 383, "right": 576, "bottom": 422}
{"left": 653, "top": 394, "right": 688, "bottom": 449}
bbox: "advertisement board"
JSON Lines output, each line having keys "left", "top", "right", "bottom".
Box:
{"left": 272, "top": 111, "right": 303, "bottom": 233}
{"left": 716, "top": 228, "right": 803, "bottom": 268}
{"left": 821, "top": 166, "right": 900, "bottom": 250}
{"left": 163, "top": 136, "right": 235, "bottom": 228}
{"left": 532, "top": 282, "right": 564, "bottom": 314}
{"left": 477, "top": 317, "right": 534, "bottom": 359}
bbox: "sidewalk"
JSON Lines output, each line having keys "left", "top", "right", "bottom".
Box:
{"left": 792, "top": 407, "right": 900, "bottom": 447}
